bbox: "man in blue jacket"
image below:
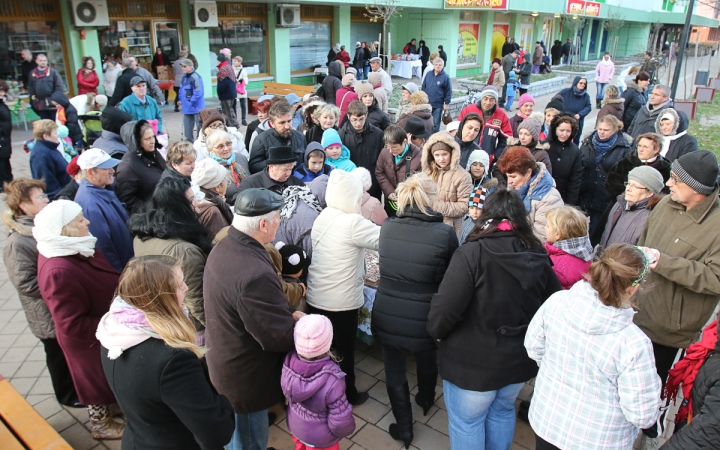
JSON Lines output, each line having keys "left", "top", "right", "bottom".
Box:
{"left": 74, "top": 148, "right": 133, "bottom": 273}
{"left": 118, "top": 77, "right": 163, "bottom": 132}
{"left": 178, "top": 59, "right": 205, "bottom": 141}
{"left": 421, "top": 57, "right": 452, "bottom": 133}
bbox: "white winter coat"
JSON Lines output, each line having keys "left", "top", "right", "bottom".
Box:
{"left": 306, "top": 170, "right": 380, "bottom": 311}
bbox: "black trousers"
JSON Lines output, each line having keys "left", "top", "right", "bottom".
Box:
{"left": 535, "top": 434, "right": 561, "bottom": 450}
{"left": 499, "top": 83, "right": 508, "bottom": 107}
{"left": 307, "top": 305, "right": 360, "bottom": 402}
{"left": 0, "top": 157, "right": 13, "bottom": 188}
{"left": 642, "top": 341, "right": 682, "bottom": 438}
{"left": 381, "top": 344, "right": 437, "bottom": 390}
{"left": 41, "top": 338, "right": 79, "bottom": 406}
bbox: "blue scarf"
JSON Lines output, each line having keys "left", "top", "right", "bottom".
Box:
{"left": 592, "top": 132, "right": 619, "bottom": 163}
{"left": 210, "top": 151, "right": 248, "bottom": 186}
{"left": 394, "top": 144, "right": 410, "bottom": 165}
{"left": 518, "top": 166, "right": 554, "bottom": 212}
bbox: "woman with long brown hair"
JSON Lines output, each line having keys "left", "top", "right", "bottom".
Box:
{"left": 97, "top": 255, "right": 235, "bottom": 449}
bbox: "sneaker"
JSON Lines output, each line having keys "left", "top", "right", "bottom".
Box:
{"left": 639, "top": 434, "right": 659, "bottom": 450}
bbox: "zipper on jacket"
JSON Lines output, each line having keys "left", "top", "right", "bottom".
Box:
{"left": 677, "top": 296, "right": 684, "bottom": 329}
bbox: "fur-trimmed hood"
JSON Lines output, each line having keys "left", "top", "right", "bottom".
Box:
{"left": 603, "top": 98, "right": 625, "bottom": 105}
{"left": 404, "top": 103, "right": 432, "bottom": 116}
{"left": 626, "top": 80, "right": 644, "bottom": 94}
{"left": 507, "top": 137, "right": 550, "bottom": 152}
{"left": 421, "top": 131, "right": 461, "bottom": 173}
{"left": 654, "top": 107, "right": 680, "bottom": 136}
{"left": 2, "top": 210, "right": 33, "bottom": 237}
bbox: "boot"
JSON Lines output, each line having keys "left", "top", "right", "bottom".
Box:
{"left": 386, "top": 383, "right": 413, "bottom": 449}
{"left": 596, "top": 99, "right": 602, "bottom": 109}
{"left": 90, "top": 415, "right": 124, "bottom": 440}
{"left": 414, "top": 372, "right": 437, "bottom": 416}
{"left": 107, "top": 403, "right": 125, "bottom": 424}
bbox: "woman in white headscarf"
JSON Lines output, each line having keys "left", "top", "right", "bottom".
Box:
{"left": 34, "top": 200, "right": 124, "bottom": 440}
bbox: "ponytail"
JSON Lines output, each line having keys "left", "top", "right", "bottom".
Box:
{"left": 588, "top": 244, "right": 647, "bottom": 308}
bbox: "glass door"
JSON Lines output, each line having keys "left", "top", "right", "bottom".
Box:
{"left": 154, "top": 22, "right": 180, "bottom": 63}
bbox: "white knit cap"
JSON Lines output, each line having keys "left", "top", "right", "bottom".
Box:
{"left": 191, "top": 159, "right": 227, "bottom": 189}
{"left": 33, "top": 200, "right": 83, "bottom": 237}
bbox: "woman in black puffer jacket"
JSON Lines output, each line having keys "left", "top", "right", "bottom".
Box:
{"left": 578, "top": 115, "right": 633, "bottom": 234}
{"left": 621, "top": 72, "right": 650, "bottom": 131}
{"left": 544, "top": 114, "right": 583, "bottom": 206}
{"left": 372, "top": 174, "right": 458, "bottom": 448}
{"left": 116, "top": 120, "right": 166, "bottom": 215}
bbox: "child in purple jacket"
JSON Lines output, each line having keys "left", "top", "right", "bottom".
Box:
{"left": 281, "top": 315, "right": 356, "bottom": 450}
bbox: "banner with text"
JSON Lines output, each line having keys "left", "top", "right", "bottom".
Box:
{"left": 458, "top": 23, "right": 480, "bottom": 65}
{"left": 445, "top": 0, "right": 508, "bottom": 10}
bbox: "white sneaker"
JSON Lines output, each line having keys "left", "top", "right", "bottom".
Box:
{"left": 639, "top": 434, "right": 659, "bottom": 450}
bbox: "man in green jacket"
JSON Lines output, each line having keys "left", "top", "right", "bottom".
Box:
{"left": 634, "top": 150, "right": 720, "bottom": 447}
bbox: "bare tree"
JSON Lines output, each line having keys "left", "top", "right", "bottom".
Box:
{"left": 365, "top": 0, "right": 403, "bottom": 69}
{"left": 562, "top": 15, "right": 586, "bottom": 66}
{"left": 603, "top": 9, "right": 625, "bottom": 60}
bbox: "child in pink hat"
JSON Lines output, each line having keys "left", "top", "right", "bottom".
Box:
{"left": 281, "top": 315, "right": 355, "bottom": 450}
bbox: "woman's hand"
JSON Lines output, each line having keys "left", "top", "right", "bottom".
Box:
{"left": 388, "top": 193, "right": 398, "bottom": 202}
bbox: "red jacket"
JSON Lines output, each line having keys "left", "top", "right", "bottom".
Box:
{"left": 37, "top": 250, "right": 119, "bottom": 405}
{"left": 458, "top": 104, "right": 513, "bottom": 163}
{"left": 544, "top": 242, "right": 592, "bottom": 290}
{"left": 336, "top": 86, "right": 358, "bottom": 125}
{"left": 337, "top": 50, "right": 351, "bottom": 68}
{"left": 76, "top": 69, "right": 99, "bottom": 95}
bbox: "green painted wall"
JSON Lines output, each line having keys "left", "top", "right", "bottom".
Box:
{"left": 269, "top": 4, "right": 291, "bottom": 83}
{"left": 291, "top": 76, "right": 315, "bottom": 85}
{"left": 80, "top": 30, "right": 104, "bottom": 94}
{"left": 60, "top": 5, "right": 80, "bottom": 95}
{"left": 478, "top": 13, "right": 495, "bottom": 73}
{"left": 334, "top": 5, "right": 351, "bottom": 48}
{"left": 616, "top": 23, "right": 651, "bottom": 57}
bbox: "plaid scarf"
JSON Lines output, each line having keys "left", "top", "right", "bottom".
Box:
{"left": 554, "top": 235, "right": 593, "bottom": 262}
{"left": 280, "top": 185, "right": 323, "bottom": 223}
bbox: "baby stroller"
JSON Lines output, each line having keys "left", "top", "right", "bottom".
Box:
{"left": 79, "top": 112, "right": 103, "bottom": 148}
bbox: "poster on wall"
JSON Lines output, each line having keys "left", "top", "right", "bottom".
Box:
{"left": 585, "top": 2, "right": 601, "bottom": 16}
{"left": 458, "top": 23, "right": 479, "bottom": 65}
{"left": 445, "top": 0, "right": 508, "bottom": 9}
{"left": 491, "top": 24, "right": 509, "bottom": 60}
{"left": 567, "top": 0, "right": 585, "bottom": 14}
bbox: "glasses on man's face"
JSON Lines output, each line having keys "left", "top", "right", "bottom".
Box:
{"left": 669, "top": 173, "right": 684, "bottom": 185}
{"left": 35, "top": 193, "right": 49, "bottom": 201}
{"left": 624, "top": 182, "right": 649, "bottom": 191}
{"left": 349, "top": 117, "right": 366, "bottom": 124}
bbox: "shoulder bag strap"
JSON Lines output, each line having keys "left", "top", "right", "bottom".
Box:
{"left": 312, "top": 215, "right": 344, "bottom": 248}
{"left": 405, "top": 153, "right": 412, "bottom": 180}
{"left": 340, "top": 90, "right": 351, "bottom": 107}
{"left": 236, "top": 68, "right": 244, "bottom": 83}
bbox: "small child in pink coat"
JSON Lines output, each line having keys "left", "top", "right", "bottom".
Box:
{"left": 544, "top": 206, "right": 593, "bottom": 290}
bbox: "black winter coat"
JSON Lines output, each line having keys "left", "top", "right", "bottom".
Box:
{"left": 545, "top": 137, "right": 583, "bottom": 206}
{"left": 236, "top": 168, "right": 304, "bottom": 195}
{"left": 322, "top": 62, "right": 343, "bottom": 105}
{"left": 0, "top": 99, "right": 11, "bottom": 158}
{"left": 55, "top": 181, "right": 79, "bottom": 201}
{"left": 116, "top": 121, "right": 166, "bottom": 215}
{"left": 578, "top": 132, "right": 633, "bottom": 215}
{"left": 366, "top": 99, "right": 390, "bottom": 131}
{"left": 372, "top": 207, "right": 458, "bottom": 353}
{"left": 663, "top": 111, "right": 698, "bottom": 162}
{"left": 621, "top": 81, "right": 647, "bottom": 131}
{"left": 427, "top": 230, "right": 562, "bottom": 392}
{"left": 107, "top": 68, "right": 137, "bottom": 107}
{"left": 27, "top": 68, "right": 64, "bottom": 109}
{"left": 501, "top": 42, "right": 515, "bottom": 57}
{"left": 605, "top": 152, "right": 671, "bottom": 200}
{"left": 50, "top": 92, "right": 83, "bottom": 146}
{"left": 338, "top": 119, "right": 384, "bottom": 197}
{"left": 661, "top": 337, "right": 720, "bottom": 450}
{"left": 101, "top": 339, "right": 235, "bottom": 450}
{"left": 248, "top": 128, "right": 306, "bottom": 174}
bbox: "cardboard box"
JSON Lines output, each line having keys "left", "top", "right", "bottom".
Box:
{"left": 156, "top": 65, "right": 172, "bottom": 81}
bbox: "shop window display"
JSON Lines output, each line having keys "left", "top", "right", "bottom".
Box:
{"left": 209, "top": 20, "right": 268, "bottom": 74}
{"left": 290, "top": 21, "right": 331, "bottom": 72}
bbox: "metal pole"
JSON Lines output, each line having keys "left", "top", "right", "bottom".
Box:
{"left": 670, "top": 0, "right": 696, "bottom": 99}
{"left": 667, "top": 43, "right": 673, "bottom": 86}
{"left": 692, "top": 29, "right": 700, "bottom": 92}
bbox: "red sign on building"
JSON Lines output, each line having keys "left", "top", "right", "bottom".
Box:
{"left": 567, "top": 0, "right": 586, "bottom": 14}
{"left": 585, "top": 1, "right": 601, "bottom": 16}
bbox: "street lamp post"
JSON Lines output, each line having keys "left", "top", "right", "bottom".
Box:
{"left": 670, "top": 0, "right": 696, "bottom": 100}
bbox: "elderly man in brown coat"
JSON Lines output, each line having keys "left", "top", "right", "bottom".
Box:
{"left": 204, "top": 188, "right": 302, "bottom": 450}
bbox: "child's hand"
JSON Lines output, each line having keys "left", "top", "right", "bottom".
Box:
{"left": 292, "top": 311, "right": 306, "bottom": 321}
{"left": 299, "top": 282, "right": 307, "bottom": 297}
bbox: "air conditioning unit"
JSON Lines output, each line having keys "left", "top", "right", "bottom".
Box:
{"left": 70, "top": 0, "right": 110, "bottom": 27}
{"left": 191, "top": 1, "right": 219, "bottom": 28}
{"left": 276, "top": 4, "right": 301, "bottom": 28}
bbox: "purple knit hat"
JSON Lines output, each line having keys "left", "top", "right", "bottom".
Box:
{"left": 294, "top": 315, "right": 333, "bottom": 359}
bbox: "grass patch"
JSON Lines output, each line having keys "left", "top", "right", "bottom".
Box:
{"left": 555, "top": 66, "right": 596, "bottom": 73}
{"left": 467, "top": 73, "right": 560, "bottom": 83}
{"left": 688, "top": 95, "right": 720, "bottom": 156}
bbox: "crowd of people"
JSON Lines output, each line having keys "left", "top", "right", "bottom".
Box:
{"left": 2, "top": 43, "right": 720, "bottom": 450}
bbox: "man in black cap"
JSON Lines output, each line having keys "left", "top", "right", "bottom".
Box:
{"left": 633, "top": 150, "right": 720, "bottom": 449}
{"left": 239, "top": 146, "right": 305, "bottom": 194}
{"left": 403, "top": 116, "right": 430, "bottom": 151}
{"left": 204, "top": 187, "right": 301, "bottom": 450}
{"left": 117, "top": 76, "right": 163, "bottom": 132}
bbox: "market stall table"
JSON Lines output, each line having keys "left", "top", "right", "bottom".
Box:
{"left": 389, "top": 60, "right": 423, "bottom": 79}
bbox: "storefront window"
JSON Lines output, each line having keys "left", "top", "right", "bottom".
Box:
{"left": 0, "top": 21, "right": 68, "bottom": 93}
{"left": 290, "top": 22, "right": 331, "bottom": 72}
{"left": 98, "top": 20, "right": 153, "bottom": 67}
{"left": 154, "top": 22, "right": 181, "bottom": 62}
{"left": 458, "top": 23, "right": 479, "bottom": 66}
{"left": 209, "top": 20, "right": 268, "bottom": 74}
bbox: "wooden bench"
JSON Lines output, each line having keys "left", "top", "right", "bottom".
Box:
{"left": 248, "top": 82, "right": 316, "bottom": 115}
{"left": 0, "top": 375, "right": 72, "bottom": 449}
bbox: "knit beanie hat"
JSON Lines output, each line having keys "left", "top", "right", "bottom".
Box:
{"left": 342, "top": 74, "right": 355, "bottom": 87}
{"left": 66, "top": 155, "right": 81, "bottom": 177}
{"left": 518, "top": 117, "right": 542, "bottom": 141}
{"left": 368, "top": 72, "right": 382, "bottom": 86}
{"left": 518, "top": 94, "right": 535, "bottom": 108}
{"left": 671, "top": 150, "right": 719, "bottom": 195}
{"left": 628, "top": 166, "right": 664, "bottom": 195}
{"left": 545, "top": 96, "right": 564, "bottom": 113}
{"left": 446, "top": 121, "right": 460, "bottom": 134}
{"left": 294, "top": 314, "right": 333, "bottom": 359}
{"left": 202, "top": 111, "right": 226, "bottom": 131}
{"left": 402, "top": 82, "right": 419, "bottom": 94}
{"left": 480, "top": 85, "right": 499, "bottom": 102}
{"left": 321, "top": 128, "right": 343, "bottom": 151}
{"left": 191, "top": 158, "right": 227, "bottom": 189}
{"left": 33, "top": 200, "right": 83, "bottom": 237}
{"left": 354, "top": 82, "right": 375, "bottom": 100}
{"left": 57, "top": 125, "right": 69, "bottom": 139}
{"left": 468, "top": 186, "right": 487, "bottom": 209}
{"left": 275, "top": 242, "right": 309, "bottom": 275}
{"left": 466, "top": 149, "right": 490, "bottom": 172}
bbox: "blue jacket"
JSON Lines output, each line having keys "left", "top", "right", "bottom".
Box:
{"left": 557, "top": 76, "right": 592, "bottom": 120}
{"left": 421, "top": 68, "right": 452, "bottom": 109}
{"left": 293, "top": 163, "right": 333, "bottom": 182}
{"left": 29, "top": 139, "right": 71, "bottom": 199}
{"left": 180, "top": 70, "right": 205, "bottom": 115}
{"left": 74, "top": 179, "right": 134, "bottom": 273}
{"left": 118, "top": 94, "right": 163, "bottom": 132}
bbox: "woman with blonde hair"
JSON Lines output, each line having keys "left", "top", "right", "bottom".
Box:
{"left": 526, "top": 244, "right": 661, "bottom": 450}
{"left": 205, "top": 128, "right": 249, "bottom": 205}
{"left": 34, "top": 200, "right": 124, "bottom": 439}
{"left": 597, "top": 85, "right": 625, "bottom": 124}
{"left": 421, "top": 131, "right": 473, "bottom": 232}
{"left": 395, "top": 90, "right": 434, "bottom": 135}
{"left": 161, "top": 140, "right": 197, "bottom": 181}
{"left": 306, "top": 103, "right": 340, "bottom": 145}
{"left": 98, "top": 255, "right": 235, "bottom": 449}
{"left": 372, "top": 173, "right": 459, "bottom": 448}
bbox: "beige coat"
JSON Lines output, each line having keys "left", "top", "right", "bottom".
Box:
{"left": 525, "top": 162, "right": 564, "bottom": 241}
{"left": 422, "top": 132, "right": 473, "bottom": 233}
{"left": 488, "top": 66, "right": 506, "bottom": 92}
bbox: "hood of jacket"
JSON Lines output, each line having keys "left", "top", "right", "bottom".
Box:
{"left": 457, "top": 112, "right": 484, "bottom": 144}
{"left": 2, "top": 211, "right": 33, "bottom": 237}
{"left": 676, "top": 110, "right": 690, "bottom": 133}
{"left": 480, "top": 232, "right": 556, "bottom": 290}
{"left": 523, "top": 54, "right": 531, "bottom": 64}
{"left": 604, "top": 98, "right": 625, "bottom": 106}
{"left": 571, "top": 76, "right": 588, "bottom": 96}
{"left": 626, "top": 79, "right": 644, "bottom": 94}
{"left": 121, "top": 120, "right": 160, "bottom": 156}
{"left": 101, "top": 106, "right": 133, "bottom": 134}
{"left": 404, "top": 103, "right": 433, "bottom": 118}
{"left": 304, "top": 142, "right": 325, "bottom": 164}
{"left": 309, "top": 174, "right": 329, "bottom": 208}
{"left": 328, "top": 60, "right": 343, "bottom": 79}
{"left": 566, "top": 281, "right": 636, "bottom": 335}
{"left": 654, "top": 107, "right": 680, "bottom": 136}
{"left": 325, "top": 169, "right": 362, "bottom": 214}
{"left": 49, "top": 92, "right": 70, "bottom": 108}
{"left": 422, "top": 131, "right": 462, "bottom": 173}
{"left": 282, "top": 351, "right": 344, "bottom": 403}
{"left": 466, "top": 149, "right": 490, "bottom": 171}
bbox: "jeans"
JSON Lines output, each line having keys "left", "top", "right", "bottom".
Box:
{"left": 444, "top": 380, "right": 524, "bottom": 450}
{"left": 364, "top": 64, "right": 370, "bottom": 80}
{"left": 221, "top": 99, "right": 239, "bottom": 128}
{"left": 228, "top": 410, "right": 269, "bottom": 450}
{"left": 596, "top": 82, "right": 608, "bottom": 100}
{"left": 431, "top": 107, "right": 443, "bottom": 133}
{"left": 236, "top": 98, "right": 248, "bottom": 122}
{"left": 307, "top": 306, "right": 361, "bottom": 402}
{"left": 381, "top": 345, "right": 437, "bottom": 389}
{"left": 183, "top": 113, "right": 200, "bottom": 142}
{"left": 506, "top": 94, "right": 515, "bottom": 110}
{"left": 355, "top": 65, "right": 364, "bottom": 81}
